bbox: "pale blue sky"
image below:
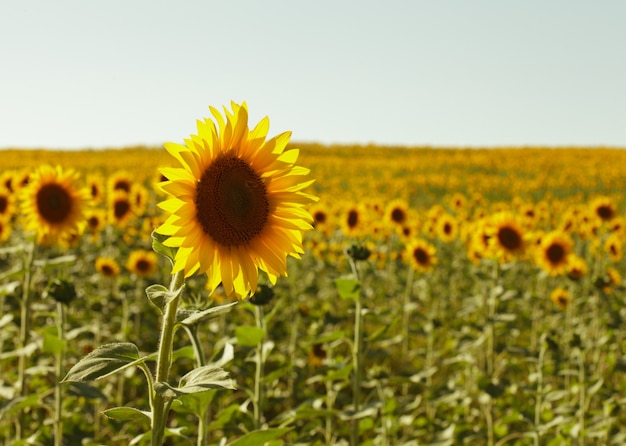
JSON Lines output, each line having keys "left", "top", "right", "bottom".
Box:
{"left": 1, "top": 1, "right": 625, "bottom": 149}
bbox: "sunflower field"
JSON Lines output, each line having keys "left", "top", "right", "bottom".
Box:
{"left": 2, "top": 116, "right": 626, "bottom": 446}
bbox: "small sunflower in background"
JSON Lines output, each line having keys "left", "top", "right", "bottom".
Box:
{"left": 156, "top": 101, "right": 317, "bottom": 299}
{"left": 567, "top": 254, "right": 588, "bottom": 281}
{"left": 535, "top": 230, "right": 573, "bottom": 276}
{"left": 341, "top": 203, "right": 367, "bottom": 237}
{"left": 0, "top": 187, "right": 15, "bottom": 221}
{"left": 108, "top": 170, "right": 133, "bottom": 194}
{"left": 126, "top": 249, "right": 159, "bottom": 278}
{"left": 0, "top": 218, "right": 11, "bottom": 243}
{"left": 20, "top": 165, "right": 90, "bottom": 245}
{"left": 591, "top": 196, "right": 617, "bottom": 223}
{"left": 405, "top": 238, "right": 437, "bottom": 273}
{"left": 604, "top": 232, "right": 623, "bottom": 262}
{"left": 95, "top": 257, "right": 121, "bottom": 278}
{"left": 108, "top": 190, "right": 135, "bottom": 227}
{"left": 86, "top": 173, "right": 106, "bottom": 204}
{"left": 486, "top": 212, "right": 526, "bottom": 263}
{"left": 436, "top": 212, "right": 458, "bottom": 244}
{"left": 384, "top": 198, "right": 409, "bottom": 228}
{"left": 550, "top": 287, "right": 570, "bottom": 310}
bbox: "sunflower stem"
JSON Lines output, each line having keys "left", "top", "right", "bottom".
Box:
{"left": 16, "top": 239, "right": 36, "bottom": 441}
{"left": 348, "top": 256, "right": 363, "bottom": 446}
{"left": 253, "top": 304, "right": 266, "bottom": 430}
{"left": 151, "top": 270, "right": 185, "bottom": 446}
{"left": 54, "top": 302, "right": 65, "bottom": 446}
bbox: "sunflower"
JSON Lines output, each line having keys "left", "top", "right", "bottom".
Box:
{"left": 604, "top": 233, "right": 623, "bottom": 262}
{"left": 550, "top": 287, "right": 569, "bottom": 310}
{"left": 405, "top": 238, "right": 437, "bottom": 273}
{"left": 567, "top": 254, "right": 588, "bottom": 281}
{"left": 341, "top": 204, "right": 367, "bottom": 237}
{"left": 85, "top": 208, "right": 107, "bottom": 238}
{"left": 486, "top": 212, "right": 526, "bottom": 262}
{"left": 156, "top": 102, "right": 317, "bottom": 299}
{"left": 535, "top": 230, "right": 573, "bottom": 276}
{"left": 95, "top": 257, "right": 121, "bottom": 278}
{"left": 0, "top": 187, "right": 15, "bottom": 220}
{"left": 436, "top": 213, "right": 458, "bottom": 243}
{"left": 126, "top": 249, "right": 159, "bottom": 278}
{"left": 0, "top": 218, "right": 11, "bottom": 243}
{"left": 385, "top": 198, "right": 409, "bottom": 227}
{"left": 86, "top": 173, "right": 105, "bottom": 203}
{"left": 591, "top": 196, "right": 617, "bottom": 222}
{"left": 20, "top": 165, "right": 89, "bottom": 244}
{"left": 108, "top": 171, "right": 133, "bottom": 194}
{"left": 108, "top": 190, "right": 135, "bottom": 226}
{"left": 308, "top": 202, "right": 331, "bottom": 234}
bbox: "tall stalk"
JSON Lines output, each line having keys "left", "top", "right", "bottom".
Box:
{"left": 150, "top": 270, "right": 185, "bottom": 446}
{"left": 348, "top": 256, "right": 363, "bottom": 446}
{"left": 16, "top": 240, "right": 36, "bottom": 441}
{"left": 54, "top": 302, "right": 65, "bottom": 446}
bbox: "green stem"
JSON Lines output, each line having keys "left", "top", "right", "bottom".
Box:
{"left": 348, "top": 257, "right": 362, "bottom": 446}
{"left": 54, "top": 302, "right": 65, "bottom": 446}
{"left": 17, "top": 240, "right": 36, "bottom": 441}
{"left": 253, "top": 305, "right": 266, "bottom": 430}
{"left": 151, "top": 270, "right": 185, "bottom": 446}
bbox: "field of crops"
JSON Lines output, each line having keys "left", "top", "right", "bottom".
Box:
{"left": 2, "top": 139, "right": 626, "bottom": 445}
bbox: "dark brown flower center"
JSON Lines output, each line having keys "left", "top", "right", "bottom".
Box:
{"left": 443, "top": 222, "right": 452, "bottom": 235}
{"left": 195, "top": 155, "right": 269, "bottom": 246}
{"left": 391, "top": 208, "right": 406, "bottom": 224}
{"left": 413, "top": 247, "right": 429, "bottom": 265}
{"left": 498, "top": 226, "right": 522, "bottom": 251}
{"left": 347, "top": 210, "right": 359, "bottom": 229}
{"left": 101, "top": 264, "right": 116, "bottom": 276}
{"left": 313, "top": 211, "right": 327, "bottom": 224}
{"left": 546, "top": 243, "right": 566, "bottom": 265}
{"left": 596, "top": 205, "right": 614, "bottom": 221}
{"left": 136, "top": 259, "right": 151, "bottom": 272}
{"left": 114, "top": 179, "right": 131, "bottom": 192}
{"left": 114, "top": 199, "right": 131, "bottom": 220}
{"left": 36, "top": 183, "right": 72, "bottom": 224}
{"left": 0, "top": 196, "right": 7, "bottom": 214}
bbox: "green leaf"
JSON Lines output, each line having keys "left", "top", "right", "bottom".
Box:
{"left": 61, "top": 342, "right": 142, "bottom": 382}
{"left": 178, "top": 301, "right": 239, "bottom": 326}
{"left": 205, "top": 403, "right": 239, "bottom": 433}
{"left": 145, "top": 284, "right": 169, "bottom": 314}
{"left": 103, "top": 406, "right": 152, "bottom": 423}
{"left": 235, "top": 326, "right": 265, "bottom": 347}
{"left": 34, "top": 255, "right": 77, "bottom": 268}
{"left": 335, "top": 277, "right": 361, "bottom": 300}
{"left": 42, "top": 330, "right": 66, "bottom": 355}
{"left": 228, "top": 428, "right": 293, "bottom": 446}
{"left": 151, "top": 230, "right": 177, "bottom": 265}
{"left": 155, "top": 363, "right": 236, "bottom": 399}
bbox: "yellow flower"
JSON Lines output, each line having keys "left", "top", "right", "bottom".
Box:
{"left": 405, "top": 238, "right": 437, "bottom": 273}
{"left": 156, "top": 102, "right": 317, "bottom": 299}
{"left": 384, "top": 198, "right": 409, "bottom": 227}
{"left": 0, "top": 218, "right": 11, "bottom": 243}
{"left": 0, "top": 187, "right": 15, "bottom": 221}
{"left": 126, "top": 249, "right": 159, "bottom": 278}
{"left": 436, "top": 212, "right": 458, "bottom": 243}
{"left": 591, "top": 196, "right": 617, "bottom": 222}
{"left": 486, "top": 212, "right": 526, "bottom": 262}
{"left": 550, "top": 287, "right": 569, "bottom": 310}
{"left": 604, "top": 233, "right": 623, "bottom": 262}
{"left": 20, "top": 165, "right": 89, "bottom": 244}
{"left": 108, "top": 190, "right": 135, "bottom": 227}
{"left": 535, "top": 230, "right": 573, "bottom": 276}
{"left": 95, "top": 257, "right": 121, "bottom": 278}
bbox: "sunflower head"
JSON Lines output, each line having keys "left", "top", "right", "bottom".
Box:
{"left": 536, "top": 231, "right": 573, "bottom": 276}
{"left": 486, "top": 212, "right": 526, "bottom": 263}
{"left": 550, "top": 287, "right": 569, "bottom": 310}
{"left": 156, "top": 102, "right": 317, "bottom": 299}
{"left": 591, "top": 196, "right": 617, "bottom": 222}
{"left": 20, "top": 165, "right": 90, "bottom": 245}
{"left": 96, "top": 257, "right": 121, "bottom": 278}
{"left": 406, "top": 238, "right": 437, "bottom": 273}
{"left": 126, "top": 249, "right": 159, "bottom": 278}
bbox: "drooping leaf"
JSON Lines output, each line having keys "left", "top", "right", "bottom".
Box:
{"left": 178, "top": 301, "right": 238, "bottom": 326}
{"left": 103, "top": 406, "right": 152, "bottom": 423}
{"left": 61, "top": 342, "right": 142, "bottom": 382}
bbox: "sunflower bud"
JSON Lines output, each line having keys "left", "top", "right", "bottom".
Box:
{"left": 346, "top": 244, "right": 370, "bottom": 261}
{"left": 45, "top": 278, "right": 77, "bottom": 305}
{"left": 249, "top": 284, "right": 274, "bottom": 306}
